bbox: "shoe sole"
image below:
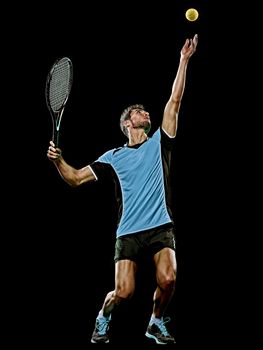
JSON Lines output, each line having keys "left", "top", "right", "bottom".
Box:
{"left": 145, "top": 331, "right": 176, "bottom": 345}
{"left": 91, "top": 339, "right": 109, "bottom": 343}
{"left": 145, "top": 332, "right": 169, "bottom": 345}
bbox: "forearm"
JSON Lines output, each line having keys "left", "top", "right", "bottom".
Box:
{"left": 53, "top": 157, "right": 81, "bottom": 186}
{"left": 170, "top": 57, "right": 189, "bottom": 104}
{"left": 47, "top": 140, "right": 96, "bottom": 186}
{"left": 171, "top": 34, "right": 198, "bottom": 102}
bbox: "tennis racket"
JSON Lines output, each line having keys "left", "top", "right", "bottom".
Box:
{"left": 45, "top": 57, "right": 73, "bottom": 147}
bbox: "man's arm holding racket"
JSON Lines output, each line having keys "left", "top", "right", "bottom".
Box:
{"left": 47, "top": 141, "right": 96, "bottom": 186}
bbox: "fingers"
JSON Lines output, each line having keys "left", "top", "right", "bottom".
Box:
{"left": 47, "top": 141, "right": 61, "bottom": 160}
{"left": 183, "top": 35, "right": 198, "bottom": 54}
{"left": 48, "top": 144, "right": 57, "bottom": 152}
{"left": 193, "top": 34, "right": 198, "bottom": 46}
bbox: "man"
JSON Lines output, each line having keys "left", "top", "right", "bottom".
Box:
{"left": 47, "top": 34, "right": 198, "bottom": 344}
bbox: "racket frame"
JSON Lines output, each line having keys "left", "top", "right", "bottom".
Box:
{"left": 45, "top": 57, "right": 73, "bottom": 146}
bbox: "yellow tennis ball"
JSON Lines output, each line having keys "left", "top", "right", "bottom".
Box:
{"left": 185, "top": 8, "right": 199, "bottom": 21}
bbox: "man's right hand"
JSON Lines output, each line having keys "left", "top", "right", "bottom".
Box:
{"left": 47, "top": 141, "right": 62, "bottom": 161}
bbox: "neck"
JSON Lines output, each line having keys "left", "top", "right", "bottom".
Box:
{"left": 128, "top": 132, "right": 148, "bottom": 146}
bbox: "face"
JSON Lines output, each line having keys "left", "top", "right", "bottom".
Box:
{"left": 127, "top": 108, "right": 151, "bottom": 133}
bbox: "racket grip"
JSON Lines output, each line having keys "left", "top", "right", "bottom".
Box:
{"left": 53, "top": 129, "right": 60, "bottom": 148}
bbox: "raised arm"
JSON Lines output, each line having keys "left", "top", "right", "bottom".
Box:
{"left": 47, "top": 141, "right": 96, "bottom": 186}
{"left": 162, "top": 34, "right": 198, "bottom": 137}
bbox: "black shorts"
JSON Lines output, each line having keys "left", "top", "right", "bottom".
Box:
{"left": 114, "top": 223, "right": 176, "bottom": 262}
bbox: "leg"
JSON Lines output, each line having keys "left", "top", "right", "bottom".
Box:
{"left": 101, "top": 259, "right": 138, "bottom": 316}
{"left": 145, "top": 247, "right": 177, "bottom": 344}
{"left": 91, "top": 259, "right": 137, "bottom": 343}
{"left": 152, "top": 247, "right": 177, "bottom": 318}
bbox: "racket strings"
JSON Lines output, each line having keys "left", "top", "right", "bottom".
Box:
{"left": 49, "top": 59, "right": 72, "bottom": 112}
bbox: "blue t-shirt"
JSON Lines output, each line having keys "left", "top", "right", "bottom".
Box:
{"left": 90, "top": 127, "right": 175, "bottom": 237}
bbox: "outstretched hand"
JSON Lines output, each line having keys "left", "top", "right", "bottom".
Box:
{"left": 181, "top": 34, "right": 198, "bottom": 59}
{"left": 47, "top": 141, "right": 62, "bottom": 161}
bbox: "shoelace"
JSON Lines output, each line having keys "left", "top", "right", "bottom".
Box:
{"left": 158, "top": 317, "right": 171, "bottom": 336}
{"left": 97, "top": 318, "right": 110, "bottom": 335}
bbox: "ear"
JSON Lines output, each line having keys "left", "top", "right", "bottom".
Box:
{"left": 123, "top": 119, "right": 131, "bottom": 128}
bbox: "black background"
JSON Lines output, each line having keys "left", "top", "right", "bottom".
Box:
{"left": 6, "top": 1, "right": 252, "bottom": 348}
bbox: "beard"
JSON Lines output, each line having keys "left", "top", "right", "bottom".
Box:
{"left": 143, "top": 120, "right": 151, "bottom": 134}
{"left": 131, "top": 119, "right": 151, "bottom": 135}
{"left": 134, "top": 120, "right": 151, "bottom": 134}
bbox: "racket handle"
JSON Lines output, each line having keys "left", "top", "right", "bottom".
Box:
{"left": 53, "top": 129, "right": 60, "bottom": 148}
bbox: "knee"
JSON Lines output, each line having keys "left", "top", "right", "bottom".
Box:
{"left": 159, "top": 274, "right": 176, "bottom": 291}
{"left": 115, "top": 286, "right": 134, "bottom": 301}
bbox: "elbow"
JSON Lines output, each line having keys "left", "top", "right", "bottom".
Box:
{"left": 64, "top": 167, "right": 96, "bottom": 187}
{"left": 66, "top": 173, "right": 82, "bottom": 187}
{"left": 171, "top": 97, "right": 181, "bottom": 106}
{"left": 68, "top": 173, "right": 94, "bottom": 187}
{"left": 66, "top": 178, "right": 79, "bottom": 187}
{"left": 69, "top": 181, "right": 79, "bottom": 188}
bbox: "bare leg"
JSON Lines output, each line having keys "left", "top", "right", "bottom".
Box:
{"left": 145, "top": 248, "right": 177, "bottom": 344}
{"left": 100, "top": 259, "right": 137, "bottom": 317}
{"left": 152, "top": 247, "right": 177, "bottom": 318}
{"left": 91, "top": 259, "right": 138, "bottom": 343}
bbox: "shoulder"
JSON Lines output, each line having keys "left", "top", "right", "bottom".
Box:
{"left": 96, "top": 145, "right": 125, "bottom": 163}
{"left": 149, "top": 127, "right": 162, "bottom": 141}
{"left": 149, "top": 127, "right": 176, "bottom": 149}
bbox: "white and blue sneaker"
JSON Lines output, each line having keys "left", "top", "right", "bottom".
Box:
{"left": 91, "top": 315, "right": 111, "bottom": 343}
{"left": 145, "top": 317, "right": 175, "bottom": 344}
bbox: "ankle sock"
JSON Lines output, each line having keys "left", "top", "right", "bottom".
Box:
{"left": 97, "top": 310, "right": 111, "bottom": 321}
{"left": 149, "top": 315, "right": 163, "bottom": 326}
